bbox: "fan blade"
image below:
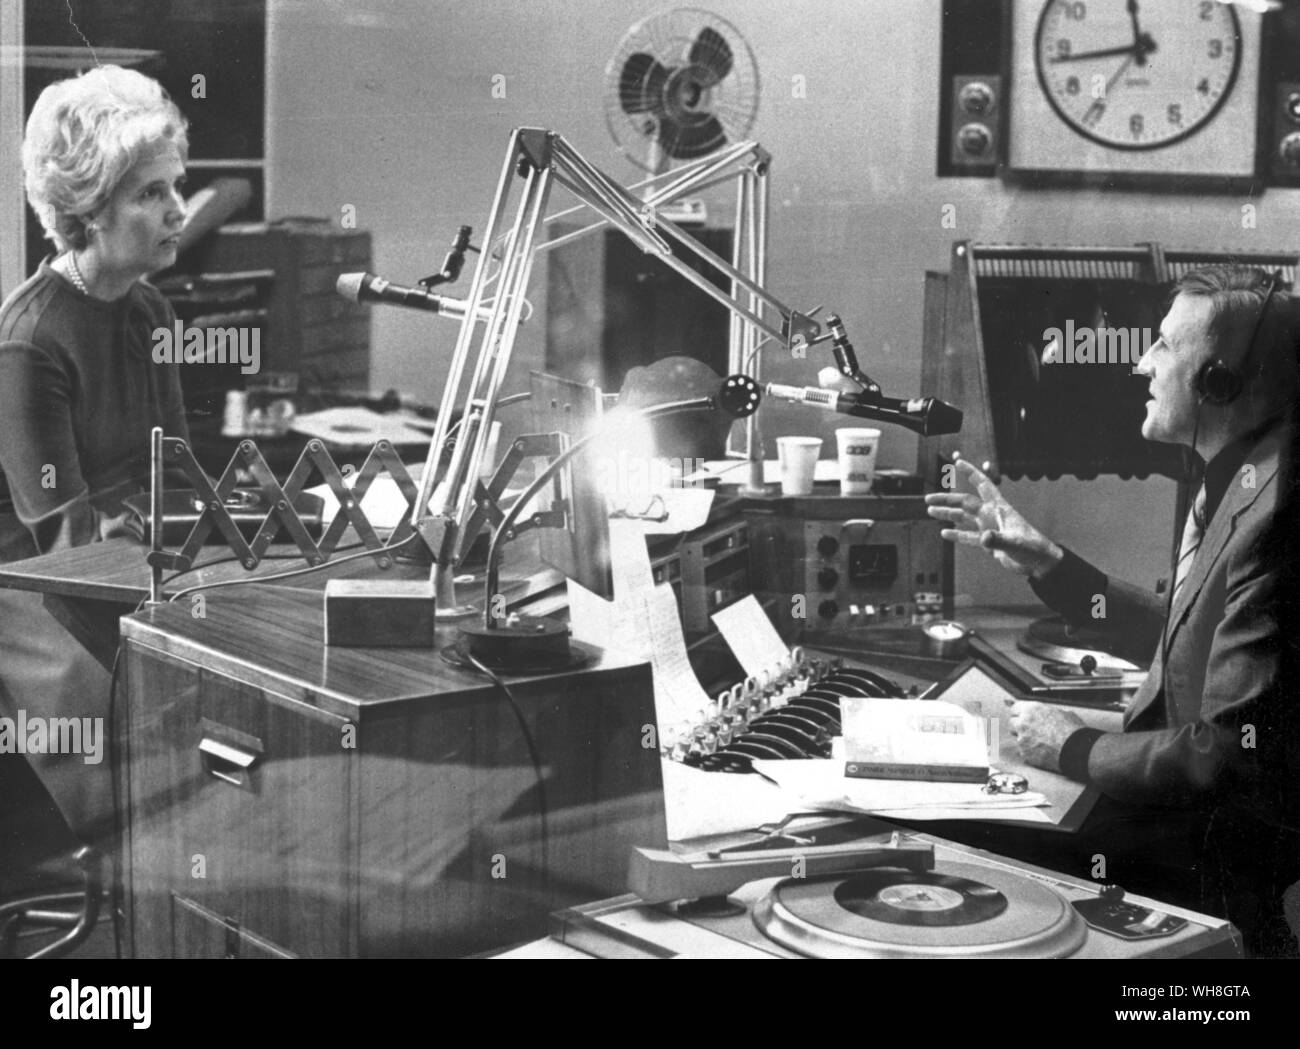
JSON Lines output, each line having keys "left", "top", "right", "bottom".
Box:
{"left": 660, "top": 115, "right": 726, "bottom": 160}
{"left": 689, "top": 27, "right": 733, "bottom": 87}
{"left": 620, "top": 52, "right": 670, "bottom": 115}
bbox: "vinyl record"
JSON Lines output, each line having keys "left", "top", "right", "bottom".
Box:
{"left": 752, "top": 861, "right": 1088, "bottom": 959}
{"left": 833, "top": 870, "right": 1007, "bottom": 927}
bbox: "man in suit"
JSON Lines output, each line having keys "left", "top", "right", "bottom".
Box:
{"left": 926, "top": 266, "right": 1300, "bottom": 956}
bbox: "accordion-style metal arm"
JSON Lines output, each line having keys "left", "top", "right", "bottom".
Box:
{"left": 412, "top": 128, "right": 828, "bottom": 615}
{"left": 145, "top": 431, "right": 419, "bottom": 584}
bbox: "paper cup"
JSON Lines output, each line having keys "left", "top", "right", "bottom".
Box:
{"left": 836, "top": 427, "right": 881, "bottom": 495}
{"left": 776, "top": 436, "right": 822, "bottom": 496}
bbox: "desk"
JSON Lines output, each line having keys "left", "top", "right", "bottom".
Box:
{"left": 0, "top": 536, "right": 560, "bottom": 670}
{"left": 117, "top": 587, "right": 665, "bottom": 958}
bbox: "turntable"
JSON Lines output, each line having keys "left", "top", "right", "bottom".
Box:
{"left": 537, "top": 819, "right": 1241, "bottom": 959}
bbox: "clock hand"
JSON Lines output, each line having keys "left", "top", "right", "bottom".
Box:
{"left": 1050, "top": 41, "right": 1144, "bottom": 63}
{"left": 1127, "top": 0, "right": 1153, "bottom": 67}
{"left": 1102, "top": 52, "right": 1135, "bottom": 100}
{"left": 1052, "top": 31, "right": 1157, "bottom": 65}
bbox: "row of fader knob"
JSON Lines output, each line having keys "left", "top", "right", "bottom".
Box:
{"left": 663, "top": 651, "right": 910, "bottom": 774}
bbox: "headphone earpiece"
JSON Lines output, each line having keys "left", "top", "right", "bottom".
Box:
{"left": 1194, "top": 270, "right": 1283, "bottom": 407}
{"left": 1195, "top": 358, "right": 1242, "bottom": 406}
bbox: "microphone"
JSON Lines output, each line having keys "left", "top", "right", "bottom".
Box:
{"left": 765, "top": 382, "right": 962, "bottom": 436}
{"left": 336, "top": 272, "right": 500, "bottom": 323}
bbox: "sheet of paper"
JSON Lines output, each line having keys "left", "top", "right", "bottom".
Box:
{"left": 606, "top": 487, "right": 715, "bottom": 536}
{"left": 565, "top": 578, "right": 632, "bottom": 654}
{"left": 660, "top": 758, "right": 800, "bottom": 841}
{"left": 645, "top": 584, "right": 711, "bottom": 731}
{"left": 570, "top": 520, "right": 712, "bottom": 732}
{"left": 711, "top": 594, "right": 789, "bottom": 678}
{"left": 608, "top": 518, "right": 656, "bottom": 602}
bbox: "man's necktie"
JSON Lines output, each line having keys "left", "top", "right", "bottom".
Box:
{"left": 1172, "top": 484, "right": 1208, "bottom": 605}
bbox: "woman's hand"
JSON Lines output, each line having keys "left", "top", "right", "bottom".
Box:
{"left": 924, "top": 455, "right": 1064, "bottom": 578}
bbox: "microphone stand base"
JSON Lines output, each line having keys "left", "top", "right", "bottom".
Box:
{"left": 458, "top": 617, "right": 573, "bottom": 671}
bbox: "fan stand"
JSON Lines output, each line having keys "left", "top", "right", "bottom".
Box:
{"left": 646, "top": 125, "right": 709, "bottom": 226}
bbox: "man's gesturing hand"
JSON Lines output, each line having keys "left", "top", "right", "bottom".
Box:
{"left": 924, "top": 455, "right": 1064, "bottom": 578}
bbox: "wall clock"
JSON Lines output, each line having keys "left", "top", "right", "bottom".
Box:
{"left": 1008, "top": 0, "right": 1262, "bottom": 182}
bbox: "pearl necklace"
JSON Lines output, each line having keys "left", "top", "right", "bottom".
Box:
{"left": 66, "top": 252, "right": 89, "bottom": 295}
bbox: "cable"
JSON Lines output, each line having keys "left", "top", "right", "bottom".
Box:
{"left": 166, "top": 533, "right": 422, "bottom": 604}
{"left": 106, "top": 642, "right": 124, "bottom": 959}
{"left": 464, "top": 650, "right": 549, "bottom": 902}
{"left": 159, "top": 542, "right": 366, "bottom": 589}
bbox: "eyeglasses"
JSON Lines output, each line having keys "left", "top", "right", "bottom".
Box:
{"left": 609, "top": 493, "right": 669, "bottom": 523}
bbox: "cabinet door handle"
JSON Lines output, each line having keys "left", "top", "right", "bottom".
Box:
{"left": 199, "top": 737, "right": 258, "bottom": 788}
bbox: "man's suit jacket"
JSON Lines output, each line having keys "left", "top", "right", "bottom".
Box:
{"left": 1046, "top": 426, "right": 1294, "bottom": 821}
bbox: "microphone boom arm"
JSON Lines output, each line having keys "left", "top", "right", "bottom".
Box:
{"left": 413, "top": 129, "right": 920, "bottom": 611}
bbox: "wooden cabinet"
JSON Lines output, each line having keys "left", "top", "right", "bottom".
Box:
{"left": 119, "top": 588, "right": 666, "bottom": 958}
{"left": 192, "top": 221, "right": 372, "bottom": 388}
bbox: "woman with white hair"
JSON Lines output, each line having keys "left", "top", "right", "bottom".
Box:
{"left": 0, "top": 65, "right": 191, "bottom": 841}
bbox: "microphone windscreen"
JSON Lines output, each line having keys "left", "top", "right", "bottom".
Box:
{"left": 923, "top": 399, "right": 963, "bottom": 437}
{"left": 336, "top": 272, "right": 366, "bottom": 302}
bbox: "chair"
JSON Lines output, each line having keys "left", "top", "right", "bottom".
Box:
{"left": 0, "top": 845, "right": 104, "bottom": 958}
{"left": 0, "top": 757, "right": 109, "bottom": 959}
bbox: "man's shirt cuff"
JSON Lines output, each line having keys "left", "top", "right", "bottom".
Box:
{"left": 1058, "top": 727, "right": 1105, "bottom": 782}
{"left": 1028, "top": 547, "right": 1109, "bottom": 625}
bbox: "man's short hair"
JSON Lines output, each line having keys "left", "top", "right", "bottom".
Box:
{"left": 1173, "top": 264, "right": 1300, "bottom": 417}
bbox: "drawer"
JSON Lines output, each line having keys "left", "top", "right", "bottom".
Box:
{"left": 125, "top": 645, "right": 356, "bottom": 958}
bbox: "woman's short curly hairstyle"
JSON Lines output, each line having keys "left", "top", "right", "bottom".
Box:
{"left": 22, "top": 65, "right": 189, "bottom": 252}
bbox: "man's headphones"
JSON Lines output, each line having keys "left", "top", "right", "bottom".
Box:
{"left": 1194, "top": 270, "right": 1283, "bottom": 406}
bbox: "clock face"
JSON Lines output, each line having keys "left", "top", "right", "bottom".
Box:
{"left": 1034, "top": 0, "right": 1242, "bottom": 151}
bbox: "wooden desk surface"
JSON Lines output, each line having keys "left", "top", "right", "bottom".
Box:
{"left": 120, "top": 585, "right": 631, "bottom": 720}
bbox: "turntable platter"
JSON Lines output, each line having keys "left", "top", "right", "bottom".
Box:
{"left": 752, "top": 862, "right": 1088, "bottom": 958}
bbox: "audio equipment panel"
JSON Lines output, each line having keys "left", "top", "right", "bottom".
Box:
{"left": 679, "top": 517, "right": 751, "bottom": 636}
{"left": 749, "top": 494, "right": 950, "bottom": 645}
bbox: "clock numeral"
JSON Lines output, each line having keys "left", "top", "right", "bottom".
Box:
{"left": 1199, "top": 0, "right": 1214, "bottom": 20}
{"left": 1167, "top": 103, "right": 1182, "bottom": 126}
{"left": 1083, "top": 101, "right": 1105, "bottom": 127}
{"left": 1053, "top": 38, "right": 1072, "bottom": 58}
{"left": 1197, "top": 77, "right": 1211, "bottom": 96}
{"left": 1129, "top": 113, "right": 1144, "bottom": 138}
{"left": 1061, "top": 1, "right": 1087, "bottom": 19}
{"left": 1208, "top": 39, "right": 1223, "bottom": 59}
{"left": 1065, "top": 76, "right": 1081, "bottom": 96}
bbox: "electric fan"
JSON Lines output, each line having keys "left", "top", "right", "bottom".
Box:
{"left": 605, "top": 8, "right": 760, "bottom": 176}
